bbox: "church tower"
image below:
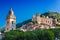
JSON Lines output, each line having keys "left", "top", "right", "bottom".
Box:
{"left": 5, "top": 8, "right": 16, "bottom": 32}
{"left": 36, "top": 12, "right": 41, "bottom": 24}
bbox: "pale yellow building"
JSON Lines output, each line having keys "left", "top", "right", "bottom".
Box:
{"left": 32, "top": 12, "right": 56, "bottom": 28}
{"left": 5, "top": 8, "right": 16, "bottom": 32}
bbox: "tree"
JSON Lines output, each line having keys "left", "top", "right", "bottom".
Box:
{"left": 3, "top": 28, "right": 60, "bottom": 40}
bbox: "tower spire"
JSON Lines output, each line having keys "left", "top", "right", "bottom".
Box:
{"left": 6, "top": 8, "right": 16, "bottom": 19}
{"left": 9, "top": 8, "right": 14, "bottom": 15}
{"left": 5, "top": 8, "right": 16, "bottom": 32}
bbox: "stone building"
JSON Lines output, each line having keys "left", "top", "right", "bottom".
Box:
{"left": 32, "top": 12, "right": 56, "bottom": 28}
{"left": 5, "top": 8, "right": 57, "bottom": 32}
{"left": 5, "top": 8, "right": 16, "bottom": 32}
{"left": 20, "top": 12, "right": 57, "bottom": 31}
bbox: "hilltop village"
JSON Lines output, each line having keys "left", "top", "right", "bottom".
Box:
{"left": 20, "top": 13, "right": 57, "bottom": 31}
{"left": 5, "top": 8, "right": 59, "bottom": 32}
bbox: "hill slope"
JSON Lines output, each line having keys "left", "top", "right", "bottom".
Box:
{"left": 16, "top": 12, "right": 60, "bottom": 28}
{"left": 16, "top": 19, "right": 32, "bottom": 28}
{"left": 41, "top": 12, "right": 60, "bottom": 19}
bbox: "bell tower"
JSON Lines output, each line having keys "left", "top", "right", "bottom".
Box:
{"left": 5, "top": 8, "right": 16, "bottom": 32}
{"left": 36, "top": 12, "right": 41, "bottom": 24}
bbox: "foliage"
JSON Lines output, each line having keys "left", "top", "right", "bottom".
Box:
{"left": 49, "top": 28, "right": 60, "bottom": 39}
{"left": 3, "top": 28, "right": 60, "bottom": 40}
{"left": 41, "top": 12, "right": 60, "bottom": 19}
{"left": 3, "top": 30, "right": 24, "bottom": 40}
{"left": 16, "top": 19, "right": 32, "bottom": 28}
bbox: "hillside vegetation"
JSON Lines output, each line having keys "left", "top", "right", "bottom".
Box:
{"left": 41, "top": 12, "right": 60, "bottom": 19}
{"left": 16, "top": 19, "right": 32, "bottom": 28}
{"left": 16, "top": 12, "right": 60, "bottom": 28}
{"left": 3, "top": 28, "right": 60, "bottom": 40}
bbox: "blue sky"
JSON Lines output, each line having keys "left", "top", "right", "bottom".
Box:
{"left": 0, "top": 0, "right": 60, "bottom": 28}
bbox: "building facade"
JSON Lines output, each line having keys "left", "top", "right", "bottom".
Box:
{"left": 20, "top": 12, "right": 57, "bottom": 31}
{"left": 5, "top": 8, "right": 16, "bottom": 32}
{"left": 32, "top": 12, "right": 57, "bottom": 28}
{"left": 5, "top": 8, "right": 57, "bottom": 32}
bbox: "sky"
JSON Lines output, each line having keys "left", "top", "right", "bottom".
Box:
{"left": 0, "top": 0, "right": 60, "bottom": 28}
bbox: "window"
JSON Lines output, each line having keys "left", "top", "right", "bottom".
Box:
{"left": 12, "top": 21, "right": 14, "bottom": 24}
{"left": 7, "top": 28, "right": 8, "bottom": 30}
{"left": 7, "top": 21, "right": 9, "bottom": 24}
{"left": 48, "top": 21, "right": 49, "bottom": 23}
{"left": 46, "top": 21, "right": 47, "bottom": 23}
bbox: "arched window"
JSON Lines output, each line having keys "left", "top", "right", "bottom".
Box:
{"left": 12, "top": 21, "right": 14, "bottom": 24}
